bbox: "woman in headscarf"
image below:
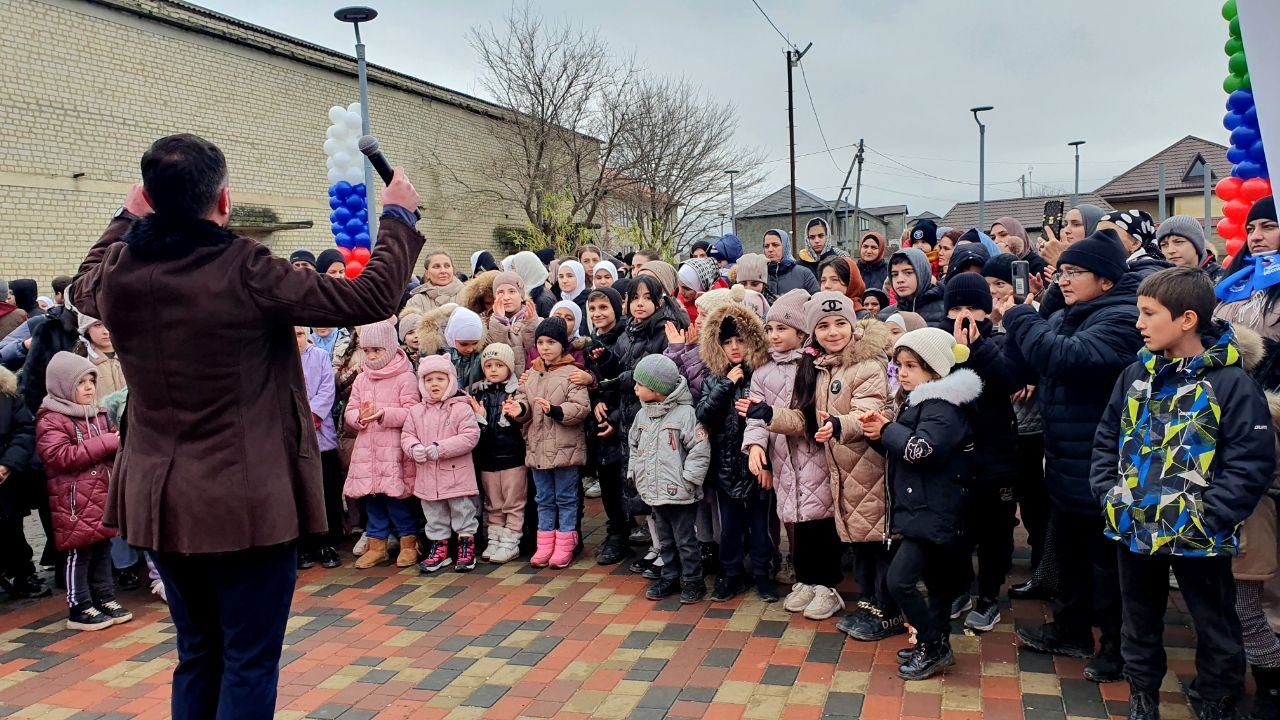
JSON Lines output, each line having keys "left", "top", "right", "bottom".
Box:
{"left": 592, "top": 260, "right": 619, "bottom": 289}
{"left": 511, "top": 250, "right": 557, "bottom": 317}
{"left": 989, "top": 216, "right": 1048, "bottom": 275}
{"left": 856, "top": 232, "right": 890, "bottom": 294}
{"left": 1215, "top": 196, "right": 1280, "bottom": 342}
{"left": 403, "top": 252, "right": 465, "bottom": 316}
{"left": 763, "top": 229, "right": 819, "bottom": 296}
{"left": 676, "top": 257, "right": 723, "bottom": 326}
{"left": 817, "top": 256, "right": 867, "bottom": 317}
{"left": 555, "top": 259, "right": 589, "bottom": 333}
{"left": 1036, "top": 202, "right": 1107, "bottom": 319}
{"left": 469, "top": 250, "right": 500, "bottom": 278}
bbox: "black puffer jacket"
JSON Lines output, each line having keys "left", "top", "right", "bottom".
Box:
{"left": 17, "top": 306, "right": 79, "bottom": 413}
{"left": 1127, "top": 249, "right": 1173, "bottom": 281}
{"left": 0, "top": 367, "right": 36, "bottom": 521}
{"left": 469, "top": 379, "right": 526, "bottom": 472}
{"left": 958, "top": 323, "right": 1020, "bottom": 485}
{"left": 586, "top": 322, "right": 627, "bottom": 467}
{"left": 878, "top": 282, "right": 947, "bottom": 328}
{"left": 1002, "top": 272, "right": 1144, "bottom": 514}
{"left": 876, "top": 369, "right": 982, "bottom": 546}
{"left": 858, "top": 259, "right": 889, "bottom": 295}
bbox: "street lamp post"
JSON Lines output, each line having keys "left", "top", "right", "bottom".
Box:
{"left": 970, "top": 106, "right": 993, "bottom": 231}
{"left": 336, "top": 6, "right": 378, "bottom": 239}
{"left": 725, "top": 169, "right": 739, "bottom": 235}
{"left": 1068, "top": 140, "right": 1086, "bottom": 207}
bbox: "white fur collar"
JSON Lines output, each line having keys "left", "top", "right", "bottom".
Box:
{"left": 906, "top": 368, "right": 982, "bottom": 407}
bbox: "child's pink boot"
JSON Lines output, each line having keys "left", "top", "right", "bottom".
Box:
{"left": 531, "top": 530, "right": 556, "bottom": 567}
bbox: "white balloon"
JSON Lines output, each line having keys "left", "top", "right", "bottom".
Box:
{"left": 347, "top": 102, "right": 361, "bottom": 116}
{"left": 326, "top": 126, "right": 340, "bottom": 141}
{"left": 326, "top": 157, "right": 336, "bottom": 170}
{"left": 327, "top": 168, "right": 343, "bottom": 184}
{"left": 332, "top": 151, "right": 351, "bottom": 169}
{"left": 328, "top": 106, "right": 346, "bottom": 125}
{"left": 323, "top": 139, "right": 338, "bottom": 156}
{"left": 344, "top": 111, "right": 363, "bottom": 131}
{"left": 345, "top": 167, "right": 364, "bottom": 185}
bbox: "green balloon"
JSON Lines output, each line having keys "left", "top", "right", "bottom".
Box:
{"left": 1223, "top": 0, "right": 1237, "bottom": 20}
{"left": 1225, "top": 74, "right": 1243, "bottom": 93}
{"left": 1226, "top": 36, "right": 1243, "bottom": 56}
{"left": 1243, "top": 71, "right": 1251, "bottom": 89}
{"left": 1230, "top": 51, "right": 1249, "bottom": 75}
{"left": 1230, "top": 15, "right": 1241, "bottom": 38}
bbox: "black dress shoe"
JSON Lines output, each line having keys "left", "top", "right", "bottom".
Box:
{"left": 116, "top": 567, "right": 142, "bottom": 591}
{"left": 296, "top": 551, "right": 316, "bottom": 570}
{"left": 596, "top": 536, "right": 630, "bottom": 566}
{"left": 1008, "top": 579, "right": 1053, "bottom": 601}
{"left": 0, "top": 574, "right": 51, "bottom": 600}
{"left": 898, "top": 639, "right": 955, "bottom": 681}
{"left": 319, "top": 547, "right": 341, "bottom": 569}
{"left": 1016, "top": 622, "right": 1094, "bottom": 659}
{"left": 1083, "top": 639, "right": 1124, "bottom": 683}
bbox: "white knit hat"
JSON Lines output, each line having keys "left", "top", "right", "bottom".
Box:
{"left": 443, "top": 307, "right": 484, "bottom": 349}
{"left": 893, "top": 327, "right": 970, "bottom": 378}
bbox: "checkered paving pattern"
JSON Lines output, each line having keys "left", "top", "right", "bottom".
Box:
{"left": 0, "top": 512, "right": 1213, "bottom": 719}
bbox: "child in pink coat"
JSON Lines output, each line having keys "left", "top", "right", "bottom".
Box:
{"left": 343, "top": 321, "right": 421, "bottom": 570}
{"left": 402, "top": 354, "right": 481, "bottom": 573}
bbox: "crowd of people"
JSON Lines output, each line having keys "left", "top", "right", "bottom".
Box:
{"left": 2, "top": 180, "right": 1280, "bottom": 718}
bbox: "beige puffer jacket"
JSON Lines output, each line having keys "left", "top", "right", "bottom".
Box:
{"left": 769, "top": 318, "right": 892, "bottom": 543}
{"left": 487, "top": 301, "right": 539, "bottom": 377}
{"left": 401, "top": 277, "right": 464, "bottom": 318}
{"left": 515, "top": 354, "right": 589, "bottom": 469}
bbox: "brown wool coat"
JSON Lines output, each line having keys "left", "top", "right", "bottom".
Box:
{"left": 769, "top": 319, "right": 892, "bottom": 543}
{"left": 72, "top": 215, "right": 423, "bottom": 554}
{"left": 515, "top": 354, "right": 589, "bottom": 469}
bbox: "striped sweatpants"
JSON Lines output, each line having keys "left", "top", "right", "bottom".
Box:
{"left": 65, "top": 540, "right": 114, "bottom": 609}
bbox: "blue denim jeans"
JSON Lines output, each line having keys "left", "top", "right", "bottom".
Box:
{"left": 363, "top": 494, "right": 419, "bottom": 539}
{"left": 533, "top": 467, "right": 579, "bottom": 531}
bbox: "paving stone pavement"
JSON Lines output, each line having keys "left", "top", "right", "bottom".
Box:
{"left": 0, "top": 508, "right": 1220, "bottom": 719}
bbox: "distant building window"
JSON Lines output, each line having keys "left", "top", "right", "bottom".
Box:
{"left": 859, "top": 217, "right": 870, "bottom": 231}
{"left": 1184, "top": 156, "right": 1212, "bottom": 182}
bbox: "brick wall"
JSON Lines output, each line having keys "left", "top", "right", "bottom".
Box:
{"left": 0, "top": 0, "right": 537, "bottom": 287}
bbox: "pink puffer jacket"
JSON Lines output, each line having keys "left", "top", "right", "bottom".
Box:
{"left": 343, "top": 350, "right": 420, "bottom": 499}
{"left": 402, "top": 357, "right": 481, "bottom": 501}
{"left": 36, "top": 408, "right": 119, "bottom": 551}
{"left": 741, "top": 348, "right": 833, "bottom": 524}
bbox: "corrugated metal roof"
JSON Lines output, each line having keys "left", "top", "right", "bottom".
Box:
{"left": 941, "top": 193, "right": 1114, "bottom": 232}
{"left": 737, "top": 185, "right": 855, "bottom": 218}
{"left": 1095, "top": 135, "right": 1230, "bottom": 200}
{"left": 861, "top": 204, "right": 909, "bottom": 217}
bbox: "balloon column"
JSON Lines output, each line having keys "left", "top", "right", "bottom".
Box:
{"left": 325, "top": 103, "right": 372, "bottom": 278}
{"left": 1216, "top": 0, "right": 1270, "bottom": 261}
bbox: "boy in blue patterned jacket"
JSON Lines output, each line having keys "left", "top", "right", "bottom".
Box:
{"left": 1091, "top": 267, "right": 1274, "bottom": 719}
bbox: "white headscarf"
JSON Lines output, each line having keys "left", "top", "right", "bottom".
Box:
{"left": 550, "top": 300, "right": 584, "bottom": 340}
{"left": 557, "top": 260, "right": 586, "bottom": 302}
{"left": 511, "top": 251, "right": 548, "bottom": 290}
{"left": 443, "top": 307, "right": 484, "bottom": 350}
{"left": 593, "top": 260, "right": 618, "bottom": 284}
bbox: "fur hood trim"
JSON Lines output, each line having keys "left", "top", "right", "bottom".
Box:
{"left": 697, "top": 303, "right": 769, "bottom": 376}
{"left": 123, "top": 213, "right": 237, "bottom": 261}
{"left": 416, "top": 303, "right": 458, "bottom": 356}
{"left": 0, "top": 366, "right": 15, "bottom": 397}
{"left": 819, "top": 318, "right": 890, "bottom": 369}
{"left": 458, "top": 270, "right": 499, "bottom": 317}
{"left": 907, "top": 367, "right": 983, "bottom": 407}
{"left": 1235, "top": 324, "right": 1264, "bottom": 373}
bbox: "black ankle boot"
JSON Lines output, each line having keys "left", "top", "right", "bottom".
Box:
{"left": 1252, "top": 666, "right": 1280, "bottom": 720}
{"left": 898, "top": 638, "right": 955, "bottom": 681}
{"left": 1127, "top": 685, "right": 1159, "bottom": 720}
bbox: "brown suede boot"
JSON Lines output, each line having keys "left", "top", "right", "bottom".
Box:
{"left": 396, "top": 535, "right": 419, "bottom": 568}
{"left": 354, "top": 537, "right": 389, "bottom": 569}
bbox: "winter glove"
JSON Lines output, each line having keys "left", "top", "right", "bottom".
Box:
{"left": 545, "top": 405, "right": 565, "bottom": 422}
{"left": 410, "top": 444, "right": 429, "bottom": 463}
{"left": 425, "top": 443, "right": 441, "bottom": 461}
{"left": 745, "top": 402, "right": 774, "bottom": 423}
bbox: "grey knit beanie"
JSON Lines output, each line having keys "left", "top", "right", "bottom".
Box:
{"left": 735, "top": 253, "right": 768, "bottom": 285}
{"left": 1155, "top": 216, "right": 1208, "bottom": 263}
{"left": 633, "top": 353, "right": 681, "bottom": 396}
{"left": 766, "top": 289, "right": 810, "bottom": 334}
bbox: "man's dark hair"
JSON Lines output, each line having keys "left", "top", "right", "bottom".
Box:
{"left": 1138, "top": 266, "right": 1216, "bottom": 333}
{"left": 141, "top": 134, "right": 227, "bottom": 218}
{"left": 51, "top": 276, "right": 72, "bottom": 296}
{"left": 631, "top": 250, "right": 657, "bottom": 265}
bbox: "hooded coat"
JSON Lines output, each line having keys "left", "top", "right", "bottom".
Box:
{"left": 1002, "top": 272, "right": 1144, "bottom": 514}
{"left": 711, "top": 234, "right": 744, "bottom": 268}
{"left": 797, "top": 218, "right": 850, "bottom": 277}
{"left": 767, "top": 319, "right": 894, "bottom": 543}
{"left": 487, "top": 302, "right": 539, "bottom": 377}
{"left": 18, "top": 306, "right": 81, "bottom": 413}
{"left": 856, "top": 232, "right": 890, "bottom": 294}
{"left": 765, "top": 229, "right": 821, "bottom": 296}
{"left": 469, "top": 375, "right": 526, "bottom": 472}
{"left": 342, "top": 349, "right": 421, "bottom": 499}
{"left": 402, "top": 276, "right": 464, "bottom": 317}
{"left": 0, "top": 367, "right": 35, "bottom": 522}
{"left": 877, "top": 248, "right": 947, "bottom": 328}
{"left": 0, "top": 304, "right": 26, "bottom": 344}
{"left": 402, "top": 358, "right": 481, "bottom": 502}
{"left": 514, "top": 353, "right": 590, "bottom": 469}
{"left": 628, "top": 376, "right": 711, "bottom": 507}
{"left": 694, "top": 304, "right": 770, "bottom": 500}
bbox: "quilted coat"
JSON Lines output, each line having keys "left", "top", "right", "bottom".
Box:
{"left": 628, "top": 376, "right": 711, "bottom": 506}
{"left": 768, "top": 319, "right": 893, "bottom": 543}
{"left": 343, "top": 349, "right": 420, "bottom": 499}
{"left": 742, "top": 347, "right": 832, "bottom": 524}
{"left": 586, "top": 323, "right": 627, "bottom": 467}
{"left": 36, "top": 406, "right": 119, "bottom": 551}
{"left": 0, "top": 367, "right": 35, "bottom": 521}
{"left": 401, "top": 277, "right": 464, "bottom": 318}
{"left": 515, "top": 354, "right": 590, "bottom": 469}
{"left": 402, "top": 359, "right": 481, "bottom": 502}
{"left": 695, "top": 304, "right": 770, "bottom": 500}
{"left": 665, "top": 341, "right": 708, "bottom": 400}
{"left": 487, "top": 302, "right": 539, "bottom": 377}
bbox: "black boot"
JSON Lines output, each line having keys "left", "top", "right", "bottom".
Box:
{"left": 700, "top": 542, "right": 721, "bottom": 578}
{"left": 1084, "top": 637, "right": 1124, "bottom": 684}
{"left": 1126, "top": 685, "right": 1159, "bottom": 720}
{"left": 1008, "top": 578, "right": 1054, "bottom": 601}
{"left": 1016, "top": 622, "right": 1094, "bottom": 659}
{"left": 596, "top": 535, "right": 630, "bottom": 566}
{"left": 898, "top": 638, "right": 955, "bottom": 681}
{"left": 1252, "top": 666, "right": 1280, "bottom": 720}
{"left": 1196, "top": 696, "right": 1238, "bottom": 720}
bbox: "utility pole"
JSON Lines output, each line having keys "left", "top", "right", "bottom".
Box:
{"left": 831, "top": 138, "right": 863, "bottom": 249}
{"left": 852, "top": 139, "right": 865, "bottom": 241}
{"left": 971, "top": 106, "right": 994, "bottom": 231}
{"left": 1019, "top": 174, "right": 1026, "bottom": 198}
{"left": 786, "top": 42, "right": 812, "bottom": 257}
{"left": 1068, "top": 140, "right": 1086, "bottom": 207}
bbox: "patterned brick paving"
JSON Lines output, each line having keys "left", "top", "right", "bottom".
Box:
{"left": 0, "top": 509, "right": 1213, "bottom": 719}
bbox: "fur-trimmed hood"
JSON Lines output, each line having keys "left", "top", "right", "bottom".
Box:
{"left": 1234, "top": 323, "right": 1265, "bottom": 373}
{"left": 906, "top": 367, "right": 983, "bottom": 407}
{"left": 415, "top": 303, "right": 491, "bottom": 357}
{"left": 696, "top": 303, "right": 769, "bottom": 376}
{"left": 0, "top": 366, "right": 15, "bottom": 398}
{"left": 457, "top": 270, "right": 499, "bottom": 318}
{"left": 122, "top": 213, "right": 236, "bottom": 261}
{"left": 817, "top": 318, "right": 890, "bottom": 370}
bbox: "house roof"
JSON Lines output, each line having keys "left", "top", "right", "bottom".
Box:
{"left": 941, "top": 193, "right": 1114, "bottom": 232}
{"left": 1095, "top": 135, "right": 1231, "bottom": 200}
{"left": 860, "top": 204, "right": 909, "bottom": 217}
{"left": 911, "top": 211, "right": 941, "bottom": 221}
{"left": 737, "top": 185, "right": 855, "bottom": 219}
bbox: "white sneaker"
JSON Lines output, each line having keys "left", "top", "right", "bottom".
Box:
{"left": 802, "top": 586, "right": 845, "bottom": 620}
{"left": 584, "top": 478, "right": 602, "bottom": 499}
{"left": 150, "top": 579, "right": 168, "bottom": 604}
{"left": 481, "top": 526, "right": 502, "bottom": 562}
{"left": 353, "top": 533, "right": 369, "bottom": 556}
{"left": 783, "top": 583, "right": 815, "bottom": 612}
{"left": 775, "top": 555, "right": 796, "bottom": 584}
{"left": 489, "top": 530, "right": 521, "bottom": 564}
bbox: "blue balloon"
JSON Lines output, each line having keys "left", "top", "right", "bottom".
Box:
{"left": 334, "top": 180, "right": 354, "bottom": 199}
{"left": 335, "top": 232, "right": 355, "bottom": 249}
{"left": 1229, "top": 88, "right": 1254, "bottom": 113}
{"left": 353, "top": 232, "right": 372, "bottom": 249}
{"left": 1225, "top": 112, "right": 1243, "bottom": 131}
{"left": 333, "top": 206, "right": 353, "bottom": 224}
{"left": 328, "top": 196, "right": 342, "bottom": 209}
{"left": 356, "top": 209, "right": 368, "bottom": 223}
{"left": 1235, "top": 161, "right": 1260, "bottom": 179}
{"left": 1229, "top": 146, "right": 1248, "bottom": 164}
{"left": 344, "top": 194, "right": 364, "bottom": 212}
{"left": 344, "top": 218, "right": 366, "bottom": 235}
{"left": 1245, "top": 106, "right": 1259, "bottom": 129}
{"left": 1251, "top": 140, "right": 1267, "bottom": 162}
{"left": 1232, "top": 125, "right": 1259, "bottom": 150}
{"left": 331, "top": 222, "right": 344, "bottom": 236}
{"left": 328, "top": 186, "right": 338, "bottom": 197}
{"left": 353, "top": 183, "right": 366, "bottom": 196}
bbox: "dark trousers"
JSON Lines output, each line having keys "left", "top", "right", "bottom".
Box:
{"left": 792, "top": 517, "right": 844, "bottom": 588}
{"left": 1014, "top": 434, "right": 1049, "bottom": 571}
{"left": 1117, "top": 551, "right": 1243, "bottom": 699}
{"left": 653, "top": 503, "right": 701, "bottom": 586}
{"left": 65, "top": 539, "right": 114, "bottom": 608}
{"left": 153, "top": 544, "right": 297, "bottom": 720}
{"left": 0, "top": 513, "right": 35, "bottom": 580}
{"left": 717, "top": 492, "right": 772, "bottom": 583}
{"left": 305, "top": 450, "right": 345, "bottom": 552}
{"left": 887, "top": 537, "right": 964, "bottom": 644}
{"left": 1050, "top": 508, "right": 1121, "bottom": 645}
{"left": 958, "top": 483, "right": 1016, "bottom": 599}
{"left": 850, "top": 541, "right": 897, "bottom": 615}
{"left": 598, "top": 462, "right": 628, "bottom": 539}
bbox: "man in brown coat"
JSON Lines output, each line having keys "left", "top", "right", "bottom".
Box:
{"left": 72, "top": 134, "right": 423, "bottom": 720}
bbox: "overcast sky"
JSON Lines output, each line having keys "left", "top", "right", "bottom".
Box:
{"left": 199, "top": 0, "right": 1228, "bottom": 217}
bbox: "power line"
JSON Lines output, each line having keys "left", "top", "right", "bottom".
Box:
{"left": 750, "top": 0, "right": 795, "bottom": 49}
{"left": 797, "top": 62, "right": 843, "bottom": 173}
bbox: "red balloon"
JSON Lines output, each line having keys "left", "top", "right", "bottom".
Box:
{"left": 1217, "top": 175, "right": 1244, "bottom": 201}
{"left": 337, "top": 246, "right": 352, "bottom": 261}
{"left": 1242, "top": 177, "right": 1273, "bottom": 202}
{"left": 1224, "top": 198, "right": 1252, "bottom": 223}
{"left": 1218, "top": 217, "right": 1243, "bottom": 241}
{"left": 352, "top": 247, "right": 371, "bottom": 264}
{"left": 345, "top": 260, "right": 364, "bottom": 279}
{"left": 1226, "top": 237, "right": 1245, "bottom": 257}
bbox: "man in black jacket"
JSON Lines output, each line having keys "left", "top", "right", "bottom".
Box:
{"left": 994, "top": 230, "right": 1144, "bottom": 683}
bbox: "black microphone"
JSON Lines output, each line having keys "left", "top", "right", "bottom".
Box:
{"left": 357, "top": 135, "right": 395, "bottom": 186}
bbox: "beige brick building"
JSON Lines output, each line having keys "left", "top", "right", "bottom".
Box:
{"left": 0, "top": 0, "right": 540, "bottom": 287}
